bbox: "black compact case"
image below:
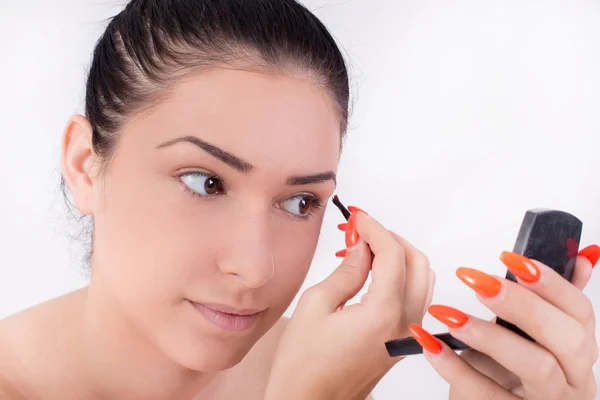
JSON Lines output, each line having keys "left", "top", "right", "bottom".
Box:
{"left": 494, "top": 209, "right": 582, "bottom": 339}
{"left": 385, "top": 208, "right": 583, "bottom": 357}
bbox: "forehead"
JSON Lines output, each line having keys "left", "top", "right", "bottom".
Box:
{"left": 128, "top": 68, "right": 342, "bottom": 173}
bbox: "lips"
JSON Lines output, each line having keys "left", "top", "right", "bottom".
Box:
{"left": 188, "top": 300, "right": 264, "bottom": 331}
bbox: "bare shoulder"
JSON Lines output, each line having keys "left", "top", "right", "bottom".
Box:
{"left": 0, "top": 290, "right": 83, "bottom": 399}
{"left": 0, "top": 303, "right": 43, "bottom": 369}
{"left": 0, "top": 306, "right": 43, "bottom": 399}
{"left": 0, "top": 294, "right": 64, "bottom": 355}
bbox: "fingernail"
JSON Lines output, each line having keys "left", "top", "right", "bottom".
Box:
{"left": 348, "top": 206, "right": 368, "bottom": 215}
{"left": 456, "top": 267, "right": 502, "bottom": 297}
{"left": 578, "top": 245, "right": 600, "bottom": 268}
{"left": 499, "top": 251, "right": 541, "bottom": 283}
{"left": 337, "top": 223, "right": 347, "bottom": 231}
{"left": 428, "top": 305, "right": 469, "bottom": 329}
{"left": 335, "top": 249, "right": 347, "bottom": 257}
{"left": 408, "top": 324, "right": 442, "bottom": 355}
{"left": 345, "top": 212, "right": 359, "bottom": 248}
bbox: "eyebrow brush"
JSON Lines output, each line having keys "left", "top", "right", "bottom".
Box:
{"left": 332, "top": 195, "right": 351, "bottom": 220}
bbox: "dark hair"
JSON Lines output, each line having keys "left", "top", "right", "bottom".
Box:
{"left": 86, "top": 0, "right": 350, "bottom": 171}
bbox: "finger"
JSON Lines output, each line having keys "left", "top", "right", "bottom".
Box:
{"left": 409, "top": 324, "right": 519, "bottom": 400}
{"left": 303, "top": 238, "right": 371, "bottom": 314}
{"left": 577, "top": 244, "right": 600, "bottom": 268}
{"left": 571, "top": 255, "right": 594, "bottom": 291}
{"left": 459, "top": 350, "right": 521, "bottom": 390}
{"left": 429, "top": 305, "right": 568, "bottom": 399}
{"left": 341, "top": 216, "right": 429, "bottom": 314}
{"left": 389, "top": 231, "right": 433, "bottom": 324}
{"left": 498, "top": 251, "right": 595, "bottom": 328}
{"left": 353, "top": 212, "right": 406, "bottom": 304}
{"left": 456, "top": 266, "right": 596, "bottom": 387}
{"left": 422, "top": 269, "right": 436, "bottom": 316}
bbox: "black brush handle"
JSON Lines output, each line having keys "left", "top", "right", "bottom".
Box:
{"left": 385, "top": 333, "right": 470, "bottom": 356}
{"left": 385, "top": 208, "right": 582, "bottom": 357}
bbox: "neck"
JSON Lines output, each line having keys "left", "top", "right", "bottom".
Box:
{"left": 57, "top": 282, "right": 219, "bottom": 400}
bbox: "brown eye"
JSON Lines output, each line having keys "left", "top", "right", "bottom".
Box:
{"left": 204, "top": 177, "right": 222, "bottom": 195}
{"left": 281, "top": 195, "right": 317, "bottom": 217}
{"left": 181, "top": 172, "right": 224, "bottom": 196}
{"left": 298, "top": 197, "right": 311, "bottom": 215}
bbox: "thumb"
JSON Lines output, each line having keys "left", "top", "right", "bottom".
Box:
{"left": 571, "top": 244, "right": 598, "bottom": 289}
{"left": 571, "top": 256, "right": 594, "bottom": 290}
{"left": 312, "top": 238, "right": 372, "bottom": 313}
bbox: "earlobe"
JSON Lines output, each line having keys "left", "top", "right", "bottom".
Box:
{"left": 61, "top": 114, "right": 97, "bottom": 215}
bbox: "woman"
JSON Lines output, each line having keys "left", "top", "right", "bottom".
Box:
{"left": 0, "top": 0, "right": 597, "bottom": 399}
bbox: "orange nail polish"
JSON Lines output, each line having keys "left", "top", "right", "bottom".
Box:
{"left": 456, "top": 267, "right": 502, "bottom": 297}
{"left": 335, "top": 249, "right": 347, "bottom": 257}
{"left": 579, "top": 245, "right": 600, "bottom": 268}
{"left": 337, "top": 223, "right": 347, "bottom": 231}
{"left": 345, "top": 212, "right": 359, "bottom": 248}
{"left": 428, "top": 305, "right": 469, "bottom": 329}
{"left": 408, "top": 324, "right": 442, "bottom": 354}
{"left": 499, "top": 251, "right": 540, "bottom": 283}
{"left": 348, "top": 206, "right": 368, "bottom": 215}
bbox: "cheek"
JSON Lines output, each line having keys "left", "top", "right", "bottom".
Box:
{"left": 91, "top": 167, "right": 222, "bottom": 302}
{"left": 268, "top": 216, "right": 323, "bottom": 305}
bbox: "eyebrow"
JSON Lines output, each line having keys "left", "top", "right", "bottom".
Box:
{"left": 156, "top": 136, "right": 253, "bottom": 173}
{"left": 157, "top": 135, "right": 336, "bottom": 186}
{"left": 286, "top": 172, "right": 337, "bottom": 186}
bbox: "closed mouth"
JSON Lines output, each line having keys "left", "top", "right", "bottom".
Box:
{"left": 190, "top": 301, "right": 265, "bottom": 316}
{"left": 187, "top": 300, "right": 266, "bottom": 331}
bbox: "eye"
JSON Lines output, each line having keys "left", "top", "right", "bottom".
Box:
{"left": 180, "top": 172, "right": 224, "bottom": 196}
{"left": 280, "top": 195, "right": 322, "bottom": 218}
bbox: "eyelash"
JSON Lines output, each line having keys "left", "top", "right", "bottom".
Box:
{"left": 177, "top": 171, "right": 325, "bottom": 220}
{"left": 282, "top": 194, "right": 324, "bottom": 221}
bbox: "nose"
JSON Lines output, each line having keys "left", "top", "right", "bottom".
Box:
{"left": 216, "top": 207, "right": 275, "bottom": 289}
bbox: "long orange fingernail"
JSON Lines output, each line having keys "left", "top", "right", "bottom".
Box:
{"left": 335, "top": 249, "right": 347, "bottom": 257}
{"left": 456, "top": 267, "right": 502, "bottom": 297}
{"left": 428, "top": 305, "right": 469, "bottom": 328}
{"left": 345, "top": 212, "right": 359, "bottom": 248}
{"left": 337, "top": 223, "right": 347, "bottom": 231}
{"left": 408, "top": 324, "right": 442, "bottom": 354}
{"left": 499, "top": 251, "right": 541, "bottom": 283}
{"left": 578, "top": 245, "right": 600, "bottom": 268}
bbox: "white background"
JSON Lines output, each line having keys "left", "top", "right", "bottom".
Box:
{"left": 1, "top": 1, "right": 599, "bottom": 398}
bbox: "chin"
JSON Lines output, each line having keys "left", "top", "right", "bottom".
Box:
{"left": 155, "top": 321, "right": 267, "bottom": 372}
{"left": 143, "top": 302, "right": 283, "bottom": 372}
{"left": 171, "top": 335, "right": 260, "bottom": 371}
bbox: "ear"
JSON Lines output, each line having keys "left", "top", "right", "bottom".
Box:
{"left": 61, "top": 114, "right": 98, "bottom": 215}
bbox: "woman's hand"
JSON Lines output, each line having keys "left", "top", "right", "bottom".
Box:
{"left": 264, "top": 208, "right": 435, "bottom": 400}
{"left": 410, "top": 245, "right": 600, "bottom": 400}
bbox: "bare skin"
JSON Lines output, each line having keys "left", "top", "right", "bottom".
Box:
{"left": 0, "top": 292, "right": 290, "bottom": 400}
{"left": 0, "top": 68, "right": 344, "bottom": 399}
{"left": 0, "top": 64, "right": 401, "bottom": 399}
{"left": 0, "top": 299, "right": 380, "bottom": 400}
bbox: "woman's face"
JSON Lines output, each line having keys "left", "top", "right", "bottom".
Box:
{"left": 87, "top": 68, "right": 341, "bottom": 370}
